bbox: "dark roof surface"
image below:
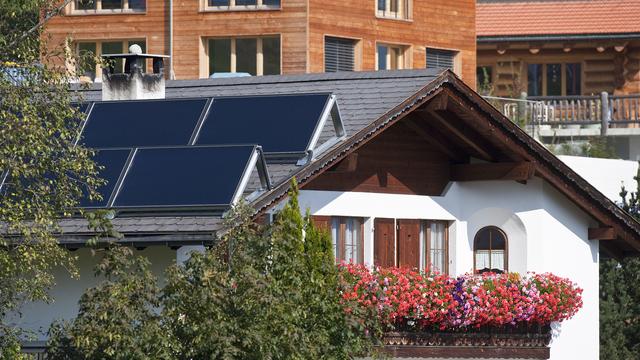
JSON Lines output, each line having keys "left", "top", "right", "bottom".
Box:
{"left": 65, "top": 69, "right": 440, "bottom": 239}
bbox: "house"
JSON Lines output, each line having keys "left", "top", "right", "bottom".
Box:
{"left": 476, "top": 0, "right": 640, "bottom": 160}
{"left": 12, "top": 54, "right": 640, "bottom": 359}
{"left": 43, "top": 0, "right": 475, "bottom": 83}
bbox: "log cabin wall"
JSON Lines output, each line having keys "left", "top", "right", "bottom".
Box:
{"left": 477, "top": 40, "right": 640, "bottom": 97}
{"left": 44, "top": 0, "right": 476, "bottom": 86}
{"left": 307, "top": 0, "right": 476, "bottom": 85}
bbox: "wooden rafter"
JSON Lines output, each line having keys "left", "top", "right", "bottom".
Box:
{"left": 451, "top": 162, "right": 535, "bottom": 182}
{"left": 404, "top": 117, "right": 466, "bottom": 162}
{"left": 588, "top": 226, "right": 617, "bottom": 240}
{"left": 427, "top": 110, "right": 497, "bottom": 161}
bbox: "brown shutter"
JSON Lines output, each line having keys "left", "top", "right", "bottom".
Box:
{"left": 397, "top": 219, "right": 420, "bottom": 269}
{"left": 374, "top": 218, "right": 395, "bottom": 268}
{"left": 311, "top": 215, "right": 332, "bottom": 232}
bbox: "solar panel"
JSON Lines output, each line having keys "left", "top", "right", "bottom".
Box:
{"left": 112, "top": 145, "right": 256, "bottom": 209}
{"left": 195, "top": 94, "right": 331, "bottom": 153}
{"left": 80, "top": 149, "right": 131, "bottom": 208}
{"left": 81, "top": 98, "right": 209, "bottom": 148}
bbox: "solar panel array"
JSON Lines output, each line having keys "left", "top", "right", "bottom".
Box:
{"left": 78, "top": 94, "right": 334, "bottom": 211}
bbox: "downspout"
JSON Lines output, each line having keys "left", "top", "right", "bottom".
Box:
{"left": 169, "top": 0, "right": 175, "bottom": 79}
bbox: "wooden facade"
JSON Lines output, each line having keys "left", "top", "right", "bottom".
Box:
{"left": 477, "top": 40, "right": 640, "bottom": 96}
{"left": 44, "top": 0, "right": 475, "bottom": 85}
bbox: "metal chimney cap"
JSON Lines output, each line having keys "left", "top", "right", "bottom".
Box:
{"left": 129, "top": 44, "right": 143, "bottom": 55}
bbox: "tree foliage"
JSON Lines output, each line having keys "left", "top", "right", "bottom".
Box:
{"left": 600, "top": 168, "right": 640, "bottom": 359}
{"left": 0, "top": 0, "right": 102, "bottom": 355}
{"left": 48, "top": 181, "right": 375, "bottom": 359}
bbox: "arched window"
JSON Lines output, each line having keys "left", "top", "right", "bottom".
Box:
{"left": 474, "top": 226, "right": 507, "bottom": 273}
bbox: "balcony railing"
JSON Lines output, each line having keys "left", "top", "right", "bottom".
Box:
{"left": 484, "top": 93, "right": 640, "bottom": 137}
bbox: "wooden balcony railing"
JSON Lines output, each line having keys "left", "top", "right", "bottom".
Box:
{"left": 484, "top": 93, "right": 640, "bottom": 137}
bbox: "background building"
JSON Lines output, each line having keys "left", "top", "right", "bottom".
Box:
{"left": 45, "top": 0, "right": 476, "bottom": 84}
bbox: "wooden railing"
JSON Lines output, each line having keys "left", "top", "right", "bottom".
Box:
{"left": 485, "top": 93, "right": 640, "bottom": 136}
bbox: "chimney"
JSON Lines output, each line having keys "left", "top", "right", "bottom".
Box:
{"left": 101, "top": 44, "right": 169, "bottom": 101}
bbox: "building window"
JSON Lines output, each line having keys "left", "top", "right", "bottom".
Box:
{"left": 376, "top": 43, "right": 406, "bottom": 70}
{"left": 376, "top": 0, "right": 411, "bottom": 19}
{"left": 426, "top": 48, "right": 457, "bottom": 71}
{"left": 203, "top": 0, "right": 280, "bottom": 11}
{"left": 207, "top": 36, "right": 281, "bottom": 77}
{"left": 76, "top": 40, "right": 146, "bottom": 82}
{"left": 325, "top": 36, "right": 356, "bottom": 73}
{"left": 474, "top": 226, "right": 507, "bottom": 274}
{"left": 421, "top": 221, "right": 448, "bottom": 274}
{"left": 71, "top": 0, "right": 145, "bottom": 13}
{"left": 527, "top": 63, "right": 582, "bottom": 96}
{"left": 331, "top": 217, "right": 364, "bottom": 264}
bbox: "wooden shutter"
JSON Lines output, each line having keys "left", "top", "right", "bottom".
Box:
{"left": 374, "top": 218, "right": 395, "bottom": 267}
{"left": 311, "top": 215, "right": 332, "bottom": 232}
{"left": 325, "top": 37, "right": 355, "bottom": 72}
{"left": 426, "top": 48, "right": 456, "bottom": 70}
{"left": 397, "top": 219, "right": 420, "bottom": 269}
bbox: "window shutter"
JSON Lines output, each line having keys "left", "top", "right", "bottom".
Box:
{"left": 397, "top": 219, "right": 420, "bottom": 269}
{"left": 374, "top": 218, "right": 395, "bottom": 267}
{"left": 325, "top": 37, "right": 355, "bottom": 72}
{"left": 426, "top": 48, "right": 456, "bottom": 70}
{"left": 311, "top": 215, "right": 332, "bottom": 232}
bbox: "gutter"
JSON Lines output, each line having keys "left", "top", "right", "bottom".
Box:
{"left": 477, "top": 32, "right": 640, "bottom": 43}
{"left": 169, "top": 0, "right": 175, "bottom": 79}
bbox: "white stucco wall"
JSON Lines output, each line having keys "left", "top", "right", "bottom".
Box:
{"left": 559, "top": 155, "right": 638, "bottom": 202}
{"left": 295, "top": 178, "right": 599, "bottom": 360}
{"left": 8, "top": 247, "right": 176, "bottom": 340}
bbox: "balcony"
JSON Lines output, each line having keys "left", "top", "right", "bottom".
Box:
{"left": 485, "top": 93, "right": 640, "bottom": 139}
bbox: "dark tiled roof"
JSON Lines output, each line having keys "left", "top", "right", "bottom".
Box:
{"left": 66, "top": 69, "right": 441, "bottom": 238}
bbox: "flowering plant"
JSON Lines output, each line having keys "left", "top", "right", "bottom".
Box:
{"left": 338, "top": 264, "right": 583, "bottom": 332}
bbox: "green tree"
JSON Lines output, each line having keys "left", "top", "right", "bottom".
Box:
{"left": 51, "top": 181, "right": 375, "bottom": 359}
{"left": 600, "top": 168, "right": 640, "bottom": 359}
{"left": 46, "top": 245, "right": 174, "bottom": 360}
{"left": 0, "top": 0, "right": 102, "bottom": 356}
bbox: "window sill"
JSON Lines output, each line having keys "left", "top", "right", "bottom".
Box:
{"left": 200, "top": 5, "right": 281, "bottom": 13}
{"left": 375, "top": 13, "right": 413, "bottom": 23}
{"left": 68, "top": 9, "right": 146, "bottom": 16}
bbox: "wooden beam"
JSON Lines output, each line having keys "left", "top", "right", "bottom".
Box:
{"left": 589, "top": 226, "right": 617, "bottom": 240}
{"left": 423, "top": 92, "right": 449, "bottom": 112}
{"left": 332, "top": 153, "right": 358, "bottom": 172}
{"left": 451, "top": 162, "right": 535, "bottom": 182}
{"left": 404, "top": 118, "right": 466, "bottom": 162}
{"left": 428, "top": 110, "right": 496, "bottom": 161}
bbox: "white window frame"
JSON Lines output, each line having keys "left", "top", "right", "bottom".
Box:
{"left": 375, "top": 43, "right": 408, "bottom": 71}
{"left": 376, "top": 0, "right": 412, "bottom": 20}
{"left": 205, "top": 36, "right": 281, "bottom": 77}
{"left": 68, "top": 0, "right": 146, "bottom": 15}
{"left": 201, "top": 0, "right": 280, "bottom": 12}
{"left": 419, "top": 220, "right": 449, "bottom": 274}
{"left": 75, "top": 39, "right": 146, "bottom": 82}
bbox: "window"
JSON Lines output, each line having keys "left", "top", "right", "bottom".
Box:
{"left": 325, "top": 36, "right": 356, "bottom": 73}
{"left": 207, "top": 36, "right": 280, "bottom": 76}
{"left": 421, "top": 221, "right": 447, "bottom": 274}
{"left": 474, "top": 226, "right": 507, "bottom": 273}
{"left": 527, "top": 63, "right": 582, "bottom": 96}
{"left": 426, "top": 48, "right": 457, "bottom": 70}
{"left": 71, "top": 0, "right": 145, "bottom": 13}
{"left": 204, "top": 0, "right": 280, "bottom": 10}
{"left": 331, "top": 217, "right": 364, "bottom": 264}
{"left": 376, "top": 43, "right": 406, "bottom": 70}
{"left": 377, "top": 0, "right": 411, "bottom": 19}
{"left": 76, "top": 40, "right": 146, "bottom": 82}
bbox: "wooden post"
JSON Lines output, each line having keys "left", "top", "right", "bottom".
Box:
{"left": 601, "top": 91, "right": 610, "bottom": 136}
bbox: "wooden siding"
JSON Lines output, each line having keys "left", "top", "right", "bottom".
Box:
{"left": 307, "top": 0, "right": 476, "bottom": 85}
{"left": 44, "top": 0, "right": 476, "bottom": 87}
{"left": 304, "top": 121, "right": 451, "bottom": 195}
{"left": 477, "top": 41, "right": 640, "bottom": 96}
